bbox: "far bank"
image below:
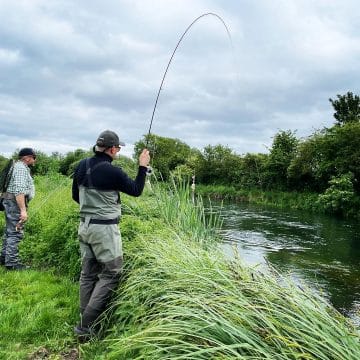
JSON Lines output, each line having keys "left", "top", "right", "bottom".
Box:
{"left": 196, "top": 184, "right": 360, "bottom": 219}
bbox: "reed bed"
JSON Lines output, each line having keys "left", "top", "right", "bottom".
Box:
{"left": 102, "top": 180, "right": 360, "bottom": 359}
{"left": 153, "top": 178, "right": 222, "bottom": 245}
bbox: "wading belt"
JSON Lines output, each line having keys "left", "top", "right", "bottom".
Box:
{"left": 80, "top": 217, "right": 119, "bottom": 225}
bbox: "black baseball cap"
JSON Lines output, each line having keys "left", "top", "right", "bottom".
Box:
{"left": 18, "top": 148, "right": 36, "bottom": 158}
{"left": 96, "top": 130, "right": 125, "bottom": 147}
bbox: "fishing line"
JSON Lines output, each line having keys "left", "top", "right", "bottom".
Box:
{"left": 145, "top": 12, "right": 235, "bottom": 149}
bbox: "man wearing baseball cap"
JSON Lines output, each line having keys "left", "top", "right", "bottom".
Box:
{"left": 72, "top": 130, "right": 150, "bottom": 340}
{"left": 0, "top": 147, "right": 36, "bottom": 270}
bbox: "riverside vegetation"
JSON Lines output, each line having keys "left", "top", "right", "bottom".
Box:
{"left": 0, "top": 91, "right": 359, "bottom": 358}
{"left": 1, "top": 174, "right": 360, "bottom": 359}
{"left": 2, "top": 92, "right": 359, "bottom": 219}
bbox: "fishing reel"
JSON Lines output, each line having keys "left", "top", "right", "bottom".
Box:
{"left": 146, "top": 166, "right": 153, "bottom": 176}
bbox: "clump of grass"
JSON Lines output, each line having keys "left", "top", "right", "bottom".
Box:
{"left": 153, "top": 177, "right": 222, "bottom": 245}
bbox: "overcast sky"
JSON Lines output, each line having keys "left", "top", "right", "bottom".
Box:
{"left": 1, "top": 0, "right": 359, "bottom": 158}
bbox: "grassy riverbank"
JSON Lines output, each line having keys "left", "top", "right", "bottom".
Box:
{"left": 1, "top": 175, "right": 359, "bottom": 359}
{"left": 196, "top": 184, "right": 325, "bottom": 212}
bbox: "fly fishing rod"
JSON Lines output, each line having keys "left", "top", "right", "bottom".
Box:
{"left": 145, "top": 12, "right": 234, "bottom": 153}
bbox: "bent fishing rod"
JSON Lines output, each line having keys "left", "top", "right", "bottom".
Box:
{"left": 145, "top": 12, "right": 233, "bottom": 153}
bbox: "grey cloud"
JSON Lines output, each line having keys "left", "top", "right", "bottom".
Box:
{"left": 0, "top": 0, "right": 359, "bottom": 158}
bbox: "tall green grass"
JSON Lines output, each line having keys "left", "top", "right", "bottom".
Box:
{"left": 2, "top": 175, "right": 360, "bottom": 359}
{"left": 100, "top": 228, "right": 360, "bottom": 359}
{"left": 153, "top": 178, "right": 222, "bottom": 245}
{"left": 20, "top": 175, "right": 81, "bottom": 278}
{"left": 79, "top": 178, "right": 360, "bottom": 359}
{"left": 0, "top": 268, "right": 79, "bottom": 359}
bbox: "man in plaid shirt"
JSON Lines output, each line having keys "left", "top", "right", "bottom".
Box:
{"left": 0, "top": 148, "right": 36, "bottom": 270}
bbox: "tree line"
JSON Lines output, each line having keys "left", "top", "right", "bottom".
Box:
{"left": 133, "top": 92, "right": 360, "bottom": 217}
{"left": 1, "top": 91, "right": 359, "bottom": 217}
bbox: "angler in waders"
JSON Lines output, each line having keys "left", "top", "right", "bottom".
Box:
{"left": 0, "top": 148, "right": 36, "bottom": 270}
{"left": 72, "top": 130, "right": 150, "bottom": 341}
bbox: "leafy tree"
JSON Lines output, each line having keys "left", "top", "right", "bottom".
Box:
{"left": 288, "top": 133, "right": 324, "bottom": 192}
{"left": 264, "top": 130, "right": 299, "bottom": 189}
{"left": 31, "top": 151, "right": 61, "bottom": 175}
{"left": 195, "top": 144, "right": 241, "bottom": 185}
{"left": 329, "top": 91, "right": 360, "bottom": 126}
{"left": 324, "top": 122, "right": 360, "bottom": 193}
{"left": 239, "top": 153, "right": 268, "bottom": 189}
{"left": 134, "top": 134, "right": 192, "bottom": 181}
{"left": 171, "top": 164, "right": 194, "bottom": 180}
{"left": 59, "top": 148, "right": 91, "bottom": 176}
{"left": 288, "top": 122, "right": 360, "bottom": 194}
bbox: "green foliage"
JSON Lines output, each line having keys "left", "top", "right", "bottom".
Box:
{"left": 317, "top": 173, "right": 359, "bottom": 217}
{"left": 134, "top": 134, "right": 193, "bottom": 180}
{"left": 31, "top": 151, "right": 61, "bottom": 175}
{"left": 113, "top": 155, "right": 138, "bottom": 178}
{"left": 59, "top": 148, "right": 91, "bottom": 176}
{"left": 239, "top": 153, "right": 268, "bottom": 189}
{"left": 325, "top": 122, "right": 360, "bottom": 194}
{"left": 153, "top": 177, "right": 222, "bottom": 245}
{"left": 329, "top": 91, "right": 360, "bottom": 126}
{"left": 0, "top": 154, "right": 9, "bottom": 171}
{"left": 264, "top": 130, "right": 299, "bottom": 190}
{"left": 289, "top": 122, "right": 360, "bottom": 195}
{"left": 20, "top": 176, "right": 81, "bottom": 278}
{"left": 195, "top": 144, "right": 242, "bottom": 185}
{"left": 197, "top": 184, "right": 322, "bottom": 212}
{"left": 171, "top": 163, "right": 194, "bottom": 179}
{"left": 288, "top": 131, "right": 327, "bottom": 192}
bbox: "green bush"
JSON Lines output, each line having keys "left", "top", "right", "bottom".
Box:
{"left": 317, "top": 173, "right": 359, "bottom": 217}
{"left": 20, "top": 176, "right": 80, "bottom": 278}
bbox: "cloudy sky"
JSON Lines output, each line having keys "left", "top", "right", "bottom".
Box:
{"left": 1, "top": 0, "right": 359, "bottom": 158}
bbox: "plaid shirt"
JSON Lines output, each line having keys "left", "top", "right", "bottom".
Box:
{"left": 6, "top": 161, "right": 35, "bottom": 199}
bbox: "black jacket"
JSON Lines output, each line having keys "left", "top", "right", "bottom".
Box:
{"left": 72, "top": 152, "right": 147, "bottom": 204}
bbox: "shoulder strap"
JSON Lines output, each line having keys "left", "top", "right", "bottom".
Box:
{"left": 1, "top": 160, "right": 14, "bottom": 193}
{"left": 81, "top": 159, "right": 108, "bottom": 188}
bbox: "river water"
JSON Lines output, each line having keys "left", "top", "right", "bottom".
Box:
{"left": 215, "top": 201, "right": 360, "bottom": 324}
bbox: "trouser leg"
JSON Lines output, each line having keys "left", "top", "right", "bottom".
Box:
{"left": 3, "top": 199, "right": 24, "bottom": 267}
{"left": 85, "top": 257, "right": 122, "bottom": 313}
{"left": 81, "top": 257, "right": 122, "bottom": 328}
{"left": 1, "top": 225, "right": 6, "bottom": 264}
{"left": 79, "top": 255, "right": 103, "bottom": 314}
